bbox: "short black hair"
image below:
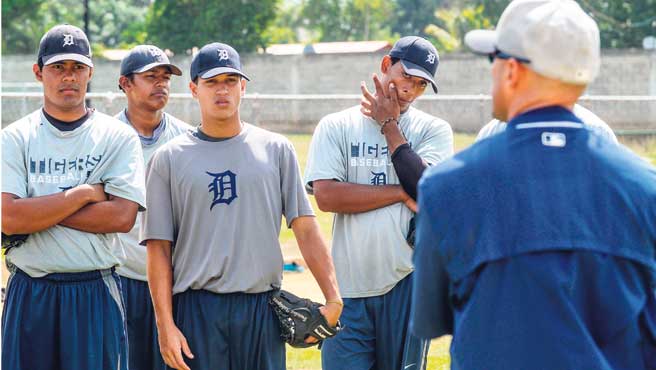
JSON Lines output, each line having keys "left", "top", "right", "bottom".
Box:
{"left": 390, "top": 57, "right": 400, "bottom": 65}
{"left": 118, "top": 73, "right": 135, "bottom": 92}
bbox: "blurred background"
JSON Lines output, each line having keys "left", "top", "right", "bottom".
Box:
{"left": 2, "top": 0, "right": 655, "bottom": 134}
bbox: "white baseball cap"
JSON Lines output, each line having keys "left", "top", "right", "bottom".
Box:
{"left": 464, "top": 0, "right": 600, "bottom": 85}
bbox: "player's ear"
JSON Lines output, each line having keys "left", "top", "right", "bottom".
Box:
{"left": 189, "top": 81, "right": 198, "bottom": 98}
{"left": 240, "top": 78, "right": 246, "bottom": 96}
{"left": 380, "top": 55, "right": 392, "bottom": 74}
{"left": 87, "top": 67, "right": 94, "bottom": 80}
{"left": 33, "top": 64, "right": 43, "bottom": 82}
{"left": 118, "top": 76, "right": 130, "bottom": 92}
{"left": 505, "top": 59, "right": 522, "bottom": 89}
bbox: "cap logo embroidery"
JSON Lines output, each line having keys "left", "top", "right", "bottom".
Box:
{"left": 148, "top": 47, "right": 164, "bottom": 61}
{"left": 217, "top": 49, "right": 229, "bottom": 61}
{"left": 63, "top": 34, "right": 74, "bottom": 47}
{"left": 426, "top": 52, "right": 436, "bottom": 64}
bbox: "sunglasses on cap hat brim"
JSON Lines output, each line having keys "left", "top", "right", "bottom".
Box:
{"left": 487, "top": 49, "right": 531, "bottom": 64}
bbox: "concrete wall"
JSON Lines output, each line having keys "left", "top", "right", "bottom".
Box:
{"left": 3, "top": 93, "right": 654, "bottom": 134}
{"left": 3, "top": 49, "right": 656, "bottom": 95}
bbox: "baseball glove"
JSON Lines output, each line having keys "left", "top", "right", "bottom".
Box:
{"left": 1, "top": 233, "right": 28, "bottom": 253}
{"left": 406, "top": 216, "right": 416, "bottom": 249}
{"left": 269, "top": 290, "right": 342, "bottom": 348}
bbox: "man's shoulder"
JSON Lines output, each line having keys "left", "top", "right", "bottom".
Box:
{"left": 422, "top": 137, "right": 498, "bottom": 189}
{"left": 319, "top": 105, "right": 364, "bottom": 128}
{"left": 89, "top": 110, "right": 137, "bottom": 137}
{"left": 405, "top": 106, "right": 452, "bottom": 133}
{"left": 244, "top": 123, "right": 293, "bottom": 149}
{"left": 164, "top": 113, "right": 192, "bottom": 135}
{"left": 3, "top": 110, "right": 42, "bottom": 135}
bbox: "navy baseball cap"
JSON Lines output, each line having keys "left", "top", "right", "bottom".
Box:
{"left": 120, "top": 45, "right": 182, "bottom": 76}
{"left": 389, "top": 36, "right": 439, "bottom": 93}
{"left": 190, "top": 42, "right": 250, "bottom": 82}
{"left": 37, "top": 24, "right": 93, "bottom": 67}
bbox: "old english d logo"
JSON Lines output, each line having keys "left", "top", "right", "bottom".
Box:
{"left": 207, "top": 170, "right": 237, "bottom": 209}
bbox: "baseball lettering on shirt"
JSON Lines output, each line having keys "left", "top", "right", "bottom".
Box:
{"left": 28, "top": 154, "right": 103, "bottom": 184}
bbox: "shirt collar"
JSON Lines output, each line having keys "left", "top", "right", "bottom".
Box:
{"left": 508, "top": 106, "right": 583, "bottom": 126}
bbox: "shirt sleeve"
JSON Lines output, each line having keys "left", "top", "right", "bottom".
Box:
{"left": 304, "top": 117, "right": 347, "bottom": 194}
{"left": 572, "top": 104, "right": 619, "bottom": 143}
{"left": 280, "top": 140, "right": 315, "bottom": 228}
{"left": 410, "top": 176, "right": 454, "bottom": 339}
{"left": 139, "top": 149, "right": 175, "bottom": 245}
{"left": 476, "top": 119, "right": 506, "bottom": 142}
{"left": 1, "top": 128, "right": 28, "bottom": 198}
{"left": 100, "top": 131, "right": 147, "bottom": 210}
{"left": 414, "top": 119, "right": 454, "bottom": 166}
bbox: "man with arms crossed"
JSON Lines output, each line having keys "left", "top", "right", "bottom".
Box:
{"left": 1, "top": 24, "right": 145, "bottom": 370}
{"left": 305, "top": 36, "right": 453, "bottom": 370}
{"left": 411, "top": 1, "right": 656, "bottom": 369}
{"left": 116, "top": 44, "right": 189, "bottom": 370}
{"left": 142, "top": 42, "right": 342, "bottom": 370}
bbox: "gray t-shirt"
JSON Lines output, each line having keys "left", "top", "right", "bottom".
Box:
{"left": 141, "top": 124, "right": 314, "bottom": 294}
{"left": 304, "top": 105, "right": 454, "bottom": 298}
{"left": 476, "top": 104, "right": 618, "bottom": 142}
{"left": 2, "top": 109, "right": 146, "bottom": 277}
{"left": 114, "top": 110, "right": 190, "bottom": 281}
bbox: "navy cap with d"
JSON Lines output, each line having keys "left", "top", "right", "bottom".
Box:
{"left": 190, "top": 42, "right": 250, "bottom": 82}
{"left": 120, "top": 45, "right": 182, "bottom": 76}
{"left": 389, "top": 36, "right": 439, "bottom": 93}
{"left": 37, "top": 24, "right": 93, "bottom": 67}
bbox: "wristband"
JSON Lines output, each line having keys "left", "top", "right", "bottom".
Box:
{"left": 380, "top": 117, "right": 398, "bottom": 134}
{"left": 326, "top": 300, "right": 344, "bottom": 307}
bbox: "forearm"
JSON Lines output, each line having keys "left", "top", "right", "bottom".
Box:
{"left": 2, "top": 188, "right": 92, "bottom": 235}
{"left": 313, "top": 180, "right": 406, "bottom": 213}
{"left": 391, "top": 144, "right": 428, "bottom": 200}
{"left": 147, "top": 240, "right": 176, "bottom": 328}
{"left": 381, "top": 120, "right": 408, "bottom": 155}
{"left": 59, "top": 196, "right": 138, "bottom": 233}
{"left": 292, "top": 216, "right": 341, "bottom": 302}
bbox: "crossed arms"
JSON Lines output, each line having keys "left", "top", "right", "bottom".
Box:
{"left": 2, "top": 184, "right": 139, "bottom": 235}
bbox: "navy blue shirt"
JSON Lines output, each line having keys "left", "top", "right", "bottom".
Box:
{"left": 411, "top": 106, "right": 656, "bottom": 370}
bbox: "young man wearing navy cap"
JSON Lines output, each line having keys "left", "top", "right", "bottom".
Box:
{"left": 116, "top": 44, "right": 189, "bottom": 370}
{"left": 304, "top": 36, "right": 453, "bottom": 370}
{"left": 141, "top": 42, "right": 343, "bottom": 370}
{"left": 1, "top": 24, "right": 146, "bottom": 370}
{"left": 412, "top": 1, "right": 656, "bottom": 369}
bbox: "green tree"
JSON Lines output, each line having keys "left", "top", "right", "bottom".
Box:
{"left": 146, "top": 0, "right": 279, "bottom": 54}
{"left": 301, "top": 0, "right": 395, "bottom": 42}
{"left": 391, "top": 0, "right": 444, "bottom": 38}
{"left": 472, "top": 0, "right": 656, "bottom": 49}
{"left": 424, "top": 4, "right": 492, "bottom": 52}
{"left": 2, "top": 0, "right": 46, "bottom": 53}
{"left": 579, "top": 0, "right": 656, "bottom": 48}
{"left": 263, "top": 1, "right": 302, "bottom": 45}
{"left": 2, "top": 0, "right": 149, "bottom": 54}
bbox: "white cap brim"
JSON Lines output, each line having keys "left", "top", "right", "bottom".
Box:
{"left": 200, "top": 67, "right": 250, "bottom": 81}
{"left": 42, "top": 53, "right": 93, "bottom": 67}
{"left": 133, "top": 62, "right": 182, "bottom": 76}
{"left": 464, "top": 30, "right": 497, "bottom": 55}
